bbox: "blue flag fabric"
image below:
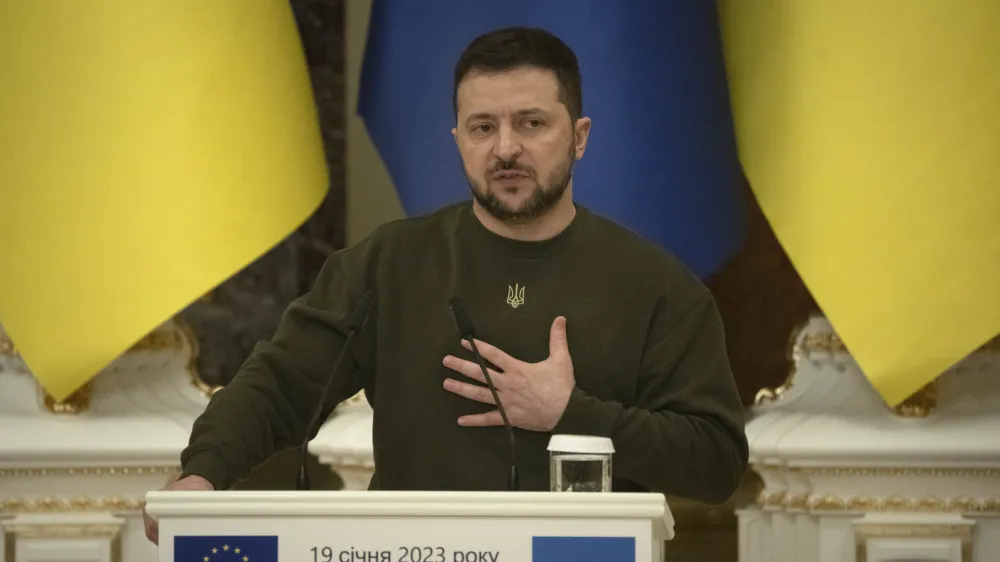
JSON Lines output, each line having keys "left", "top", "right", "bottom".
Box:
{"left": 532, "top": 536, "right": 635, "bottom": 561}
{"left": 357, "top": 1, "right": 745, "bottom": 278}
{"left": 174, "top": 535, "right": 278, "bottom": 562}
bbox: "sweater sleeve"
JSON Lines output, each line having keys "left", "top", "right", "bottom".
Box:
{"left": 553, "top": 290, "right": 749, "bottom": 504}
{"left": 179, "top": 237, "right": 377, "bottom": 491}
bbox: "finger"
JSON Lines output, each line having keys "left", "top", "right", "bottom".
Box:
{"left": 443, "top": 355, "right": 501, "bottom": 385}
{"left": 548, "top": 316, "right": 569, "bottom": 359}
{"left": 144, "top": 512, "right": 159, "bottom": 545}
{"left": 443, "top": 378, "right": 496, "bottom": 405}
{"left": 461, "top": 338, "right": 515, "bottom": 370}
{"left": 458, "top": 410, "right": 504, "bottom": 427}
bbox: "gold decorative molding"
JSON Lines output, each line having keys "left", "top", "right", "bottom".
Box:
{"left": 800, "top": 331, "right": 848, "bottom": 354}
{"left": 1, "top": 496, "right": 145, "bottom": 514}
{"left": 757, "top": 490, "right": 786, "bottom": 509}
{"left": 4, "top": 523, "right": 123, "bottom": 538}
{"left": 892, "top": 380, "right": 938, "bottom": 418}
{"left": 754, "top": 319, "right": 810, "bottom": 406}
{"left": 131, "top": 325, "right": 186, "bottom": 351}
{"left": 752, "top": 322, "right": 999, "bottom": 409}
{"left": 812, "top": 494, "right": 1000, "bottom": 514}
{"left": 38, "top": 380, "right": 94, "bottom": 415}
{"left": 752, "top": 464, "right": 1000, "bottom": 478}
{"left": 777, "top": 323, "right": 997, "bottom": 358}
{"left": 798, "top": 466, "right": 1000, "bottom": 478}
{"left": 785, "top": 493, "right": 810, "bottom": 510}
{"left": 855, "top": 522, "right": 972, "bottom": 562}
{"left": 0, "top": 465, "right": 179, "bottom": 478}
{"left": 0, "top": 334, "right": 13, "bottom": 356}
{"left": 174, "top": 318, "right": 222, "bottom": 398}
{"left": 758, "top": 489, "right": 1000, "bottom": 514}
{"left": 752, "top": 463, "right": 1000, "bottom": 513}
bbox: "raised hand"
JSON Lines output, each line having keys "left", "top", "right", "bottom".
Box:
{"left": 442, "top": 316, "right": 574, "bottom": 432}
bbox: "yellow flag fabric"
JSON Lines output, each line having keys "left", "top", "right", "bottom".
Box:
{"left": 719, "top": 2, "right": 1000, "bottom": 405}
{"left": 0, "top": 1, "right": 328, "bottom": 401}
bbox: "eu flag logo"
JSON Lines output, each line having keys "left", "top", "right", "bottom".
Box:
{"left": 532, "top": 536, "right": 634, "bottom": 561}
{"left": 174, "top": 535, "right": 278, "bottom": 562}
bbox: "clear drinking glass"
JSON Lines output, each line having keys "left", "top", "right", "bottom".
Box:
{"left": 547, "top": 434, "right": 614, "bottom": 492}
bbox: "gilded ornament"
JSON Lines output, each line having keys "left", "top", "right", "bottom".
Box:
{"left": 0, "top": 333, "right": 14, "bottom": 356}
{"left": 175, "top": 318, "right": 222, "bottom": 398}
{"left": 761, "top": 490, "right": 1000, "bottom": 514}
{"left": 785, "top": 494, "right": 809, "bottom": 510}
{"left": 754, "top": 320, "right": 809, "bottom": 406}
{"left": 756, "top": 464, "right": 1000, "bottom": 478}
{"left": 38, "top": 380, "right": 94, "bottom": 414}
{"left": 0, "top": 465, "right": 178, "bottom": 477}
{"left": 1, "top": 496, "right": 144, "bottom": 513}
{"left": 892, "top": 380, "right": 937, "bottom": 418}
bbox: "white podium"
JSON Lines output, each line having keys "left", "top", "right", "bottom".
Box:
{"left": 145, "top": 490, "right": 674, "bottom": 561}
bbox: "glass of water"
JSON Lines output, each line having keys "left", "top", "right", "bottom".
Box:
{"left": 547, "top": 435, "right": 614, "bottom": 492}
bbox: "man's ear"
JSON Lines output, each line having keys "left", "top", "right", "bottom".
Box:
{"left": 573, "top": 117, "right": 592, "bottom": 159}
{"left": 451, "top": 127, "right": 458, "bottom": 146}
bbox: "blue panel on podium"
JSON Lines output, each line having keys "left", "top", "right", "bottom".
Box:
{"left": 532, "top": 536, "right": 634, "bottom": 561}
{"left": 174, "top": 535, "right": 278, "bottom": 562}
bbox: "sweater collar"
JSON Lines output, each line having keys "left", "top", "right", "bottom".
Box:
{"left": 462, "top": 201, "right": 589, "bottom": 258}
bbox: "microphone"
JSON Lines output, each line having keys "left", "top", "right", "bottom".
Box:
{"left": 296, "top": 290, "right": 375, "bottom": 490}
{"left": 448, "top": 297, "right": 519, "bottom": 492}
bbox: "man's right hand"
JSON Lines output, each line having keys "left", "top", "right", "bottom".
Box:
{"left": 143, "top": 475, "right": 214, "bottom": 545}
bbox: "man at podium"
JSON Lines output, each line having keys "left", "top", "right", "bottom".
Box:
{"left": 145, "top": 26, "right": 748, "bottom": 544}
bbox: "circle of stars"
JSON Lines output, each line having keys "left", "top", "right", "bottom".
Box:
{"left": 202, "top": 544, "right": 250, "bottom": 562}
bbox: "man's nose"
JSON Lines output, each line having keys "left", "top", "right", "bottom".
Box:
{"left": 492, "top": 125, "right": 522, "bottom": 161}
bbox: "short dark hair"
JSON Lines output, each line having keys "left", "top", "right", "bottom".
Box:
{"left": 453, "top": 26, "right": 582, "bottom": 122}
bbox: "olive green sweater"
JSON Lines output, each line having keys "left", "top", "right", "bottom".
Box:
{"left": 181, "top": 201, "right": 748, "bottom": 503}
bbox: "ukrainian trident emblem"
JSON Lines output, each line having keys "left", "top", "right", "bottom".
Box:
{"left": 506, "top": 284, "right": 525, "bottom": 308}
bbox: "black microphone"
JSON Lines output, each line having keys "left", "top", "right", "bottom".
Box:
{"left": 296, "top": 290, "right": 375, "bottom": 490}
{"left": 448, "top": 296, "right": 519, "bottom": 491}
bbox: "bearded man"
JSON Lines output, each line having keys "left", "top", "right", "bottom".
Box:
{"left": 143, "top": 25, "right": 748, "bottom": 545}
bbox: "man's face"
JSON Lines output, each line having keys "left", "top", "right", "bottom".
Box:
{"left": 452, "top": 66, "right": 590, "bottom": 223}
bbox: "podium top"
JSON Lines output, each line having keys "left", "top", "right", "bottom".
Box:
{"left": 145, "top": 490, "right": 674, "bottom": 539}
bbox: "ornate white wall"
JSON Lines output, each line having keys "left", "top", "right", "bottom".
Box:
{"left": 3, "top": 315, "right": 997, "bottom": 562}
{"left": 0, "top": 320, "right": 212, "bottom": 562}
{"left": 739, "top": 316, "right": 1000, "bottom": 562}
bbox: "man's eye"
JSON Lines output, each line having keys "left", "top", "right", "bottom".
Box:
{"left": 473, "top": 124, "right": 492, "bottom": 133}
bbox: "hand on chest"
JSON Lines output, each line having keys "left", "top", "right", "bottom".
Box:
{"left": 439, "top": 280, "right": 641, "bottom": 411}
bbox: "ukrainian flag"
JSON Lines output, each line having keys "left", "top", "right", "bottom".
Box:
{"left": 720, "top": 1, "right": 1000, "bottom": 405}
{"left": 0, "top": 1, "right": 327, "bottom": 401}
